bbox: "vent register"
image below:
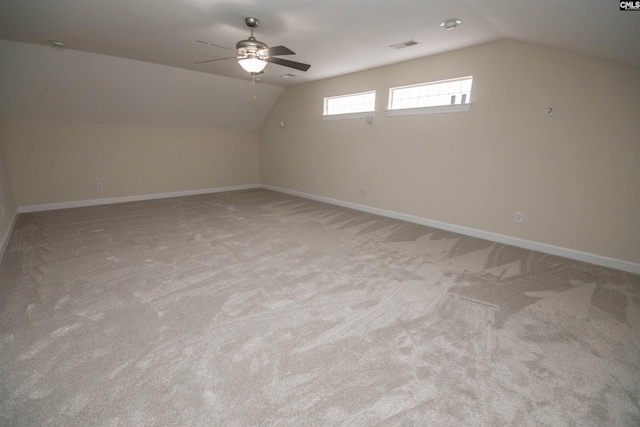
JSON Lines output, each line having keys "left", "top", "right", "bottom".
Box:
{"left": 389, "top": 40, "right": 420, "bottom": 49}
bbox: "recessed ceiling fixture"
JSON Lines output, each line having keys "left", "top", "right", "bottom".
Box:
{"left": 390, "top": 40, "right": 420, "bottom": 50}
{"left": 280, "top": 73, "right": 296, "bottom": 78}
{"left": 440, "top": 19, "right": 462, "bottom": 30}
{"left": 48, "top": 40, "right": 65, "bottom": 47}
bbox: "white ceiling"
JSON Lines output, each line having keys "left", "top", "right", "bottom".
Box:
{"left": 1, "top": 0, "right": 639, "bottom": 88}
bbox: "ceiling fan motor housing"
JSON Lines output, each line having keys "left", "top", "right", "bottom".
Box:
{"left": 236, "top": 38, "right": 268, "bottom": 58}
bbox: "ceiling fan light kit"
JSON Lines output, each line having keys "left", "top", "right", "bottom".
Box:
{"left": 238, "top": 57, "right": 267, "bottom": 73}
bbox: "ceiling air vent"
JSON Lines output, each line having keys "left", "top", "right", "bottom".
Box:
{"left": 389, "top": 40, "right": 420, "bottom": 50}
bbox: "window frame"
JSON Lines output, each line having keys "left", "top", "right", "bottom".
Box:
{"left": 322, "top": 90, "right": 376, "bottom": 120}
{"left": 386, "top": 76, "right": 473, "bottom": 116}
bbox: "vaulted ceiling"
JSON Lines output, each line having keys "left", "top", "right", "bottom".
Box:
{"left": 1, "top": 0, "right": 639, "bottom": 88}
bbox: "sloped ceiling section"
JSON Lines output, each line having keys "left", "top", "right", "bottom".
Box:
{"left": 0, "top": 0, "right": 638, "bottom": 89}
{"left": 0, "top": 40, "right": 284, "bottom": 131}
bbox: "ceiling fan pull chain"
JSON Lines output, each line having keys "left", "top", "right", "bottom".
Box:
{"left": 252, "top": 73, "right": 257, "bottom": 100}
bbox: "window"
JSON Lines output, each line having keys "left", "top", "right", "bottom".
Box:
{"left": 387, "top": 76, "right": 473, "bottom": 116}
{"left": 323, "top": 91, "right": 376, "bottom": 119}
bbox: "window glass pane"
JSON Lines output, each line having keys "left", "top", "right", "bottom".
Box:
{"left": 389, "top": 77, "right": 473, "bottom": 110}
{"left": 324, "top": 91, "right": 376, "bottom": 115}
{"left": 437, "top": 82, "right": 450, "bottom": 95}
{"left": 437, "top": 94, "right": 449, "bottom": 106}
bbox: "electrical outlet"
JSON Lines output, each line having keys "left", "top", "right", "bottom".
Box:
{"left": 96, "top": 182, "right": 104, "bottom": 190}
{"left": 514, "top": 212, "right": 524, "bottom": 223}
{"left": 317, "top": 180, "right": 321, "bottom": 188}
{"left": 1, "top": 205, "right": 4, "bottom": 216}
{"left": 219, "top": 174, "right": 225, "bottom": 182}
{"left": 350, "top": 185, "right": 356, "bottom": 194}
{"left": 360, "top": 188, "right": 367, "bottom": 197}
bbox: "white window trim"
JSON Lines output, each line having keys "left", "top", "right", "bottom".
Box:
{"left": 385, "top": 103, "right": 471, "bottom": 117}
{"left": 322, "top": 112, "right": 375, "bottom": 121}
{"left": 323, "top": 90, "right": 376, "bottom": 117}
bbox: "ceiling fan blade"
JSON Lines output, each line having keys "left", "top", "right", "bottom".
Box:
{"left": 266, "top": 57, "right": 311, "bottom": 72}
{"left": 262, "top": 45, "right": 295, "bottom": 56}
{"left": 194, "top": 56, "right": 236, "bottom": 64}
{"left": 197, "top": 40, "right": 236, "bottom": 51}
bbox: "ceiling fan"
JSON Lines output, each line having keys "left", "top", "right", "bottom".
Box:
{"left": 195, "top": 17, "right": 311, "bottom": 75}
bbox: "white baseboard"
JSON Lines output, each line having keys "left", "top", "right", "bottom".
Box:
{"left": 0, "top": 211, "right": 18, "bottom": 263}
{"left": 261, "top": 184, "right": 640, "bottom": 275}
{"left": 17, "top": 184, "right": 260, "bottom": 214}
{"left": 12, "top": 183, "right": 640, "bottom": 275}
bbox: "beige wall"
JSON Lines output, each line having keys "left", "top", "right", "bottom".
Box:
{"left": 0, "top": 40, "right": 274, "bottom": 210}
{"left": 259, "top": 40, "right": 640, "bottom": 264}
{"left": 2, "top": 121, "right": 259, "bottom": 207}
{"left": 0, "top": 137, "right": 17, "bottom": 247}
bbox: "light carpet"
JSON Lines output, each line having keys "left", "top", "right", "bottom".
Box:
{"left": 1, "top": 189, "right": 639, "bottom": 426}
